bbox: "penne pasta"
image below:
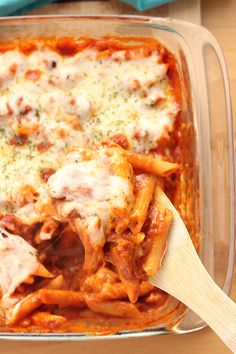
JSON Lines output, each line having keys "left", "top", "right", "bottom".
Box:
{"left": 39, "top": 289, "right": 86, "bottom": 308}
{"left": 32, "top": 311, "right": 66, "bottom": 329}
{"left": 101, "top": 139, "right": 179, "bottom": 177}
{"left": 111, "top": 238, "right": 140, "bottom": 303}
{"left": 100, "top": 281, "right": 154, "bottom": 301}
{"left": 123, "top": 150, "right": 179, "bottom": 177}
{"left": 33, "top": 263, "right": 54, "bottom": 278}
{"left": 143, "top": 205, "right": 173, "bottom": 276}
{"left": 129, "top": 174, "right": 156, "bottom": 234}
{"left": 85, "top": 295, "right": 141, "bottom": 318}
{"left": 6, "top": 292, "right": 42, "bottom": 325}
{"left": 40, "top": 275, "right": 64, "bottom": 291}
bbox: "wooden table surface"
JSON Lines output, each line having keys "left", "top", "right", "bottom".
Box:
{"left": 1, "top": 0, "right": 236, "bottom": 353}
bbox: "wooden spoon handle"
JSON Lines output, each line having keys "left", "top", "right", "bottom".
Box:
{"left": 151, "top": 241, "right": 236, "bottom": 353}
{"left": 151, "top": 188, "right": 236, "bottom": 353}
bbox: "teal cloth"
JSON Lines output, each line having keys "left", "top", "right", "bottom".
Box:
{"left": 122, "top": 0, "right": 175, "bottom": 11}
{"left": 0, "top": 0, "right": 56, "bottom": 16}
{"left": 0, "top": 0, "right": 176, "bottom": 16}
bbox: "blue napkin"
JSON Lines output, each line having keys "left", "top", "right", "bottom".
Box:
{"left": 0, "top": 0, "right": 176, "bottom": 16}
{"left": 0, "top": 0, "right": 56, "bottom": 16}
{"left": 122, "top": 0, "right": 175, "bottom": 11}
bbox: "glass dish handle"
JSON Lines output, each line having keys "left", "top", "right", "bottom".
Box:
{"left": 170, "top": 19, "right": 235, "bottom": 294}
{"left": 196, "top": 27, "right": 235, "bottom": 295}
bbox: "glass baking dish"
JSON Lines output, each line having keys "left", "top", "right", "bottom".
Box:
{"left": 0, "top": 15, "right": 234, "bottom": 340}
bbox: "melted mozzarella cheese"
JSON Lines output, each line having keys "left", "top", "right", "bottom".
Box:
{"left": 0, "top": 45, "right": 178, "bottom": 210}
{"left": 64, "top": 94, "right": 92, "bottom": 120}
{"left": 48, "top": 159, "right": 131, "bottom": 220}
{"left": 0, "top": 228, "right": 38, "bottom": 300}
{"left": 47, "top": 150, "right": 133, "bottom": 245}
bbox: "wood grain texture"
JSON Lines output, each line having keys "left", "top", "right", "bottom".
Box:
{"left": 168, "top": 0, "right": 201, "bottom": 23}
{"left": 1, "top": 1, "right": 235, "bottom": 353}
{"left": 202, "top": 0, "right": 236, "bottom": 143}
{"left": 0, "top": 329, "right": 229, "bottom": 354}
{"left": 29, "top": 0, "right": 201, "bottom": 24}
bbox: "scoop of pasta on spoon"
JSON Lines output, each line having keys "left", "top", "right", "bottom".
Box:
{"left": 152, "top": 186, "right": 236, "bottom": 354}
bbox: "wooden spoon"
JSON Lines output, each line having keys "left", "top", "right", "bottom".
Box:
{"left": 151, "top": 187, "right": 236, "bottom": 353}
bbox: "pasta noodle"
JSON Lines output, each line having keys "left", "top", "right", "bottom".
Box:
{"left": 123, "top": 150, "right": 179, "bottom": 177}
{"left": 39, "top": 289, "right": 86, "bottom": 308}
{"left": 143, "top": 205, "right": 173, "bottom": 276}
{"left": 32, "top": 311, "right": 66, "bottom": 329}
{"left": 130, "top": 174, "right": 156, "bottom": 234}
{"left": 85, "top": 295, "right": 141, "bottom": 319}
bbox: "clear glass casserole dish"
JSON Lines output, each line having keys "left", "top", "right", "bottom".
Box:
{"left": 0, "top": 15, "right": 234, "bottom": 340}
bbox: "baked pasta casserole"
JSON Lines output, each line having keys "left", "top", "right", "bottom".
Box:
{"left": 0, "top": 36, "right": 184, "bottom": 334}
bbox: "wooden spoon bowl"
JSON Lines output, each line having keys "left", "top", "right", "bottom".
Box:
{"left": 151, "top": 187, "right": 236, "bottom": 353}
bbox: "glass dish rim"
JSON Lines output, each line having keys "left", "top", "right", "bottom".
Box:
{"left": 0, "top": 14, "right": 234, "bottom": 341}
{"left": 0, "top": 13, "right": 216, "bottom": 31}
